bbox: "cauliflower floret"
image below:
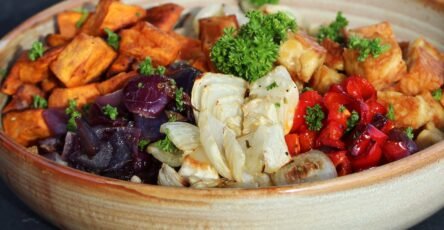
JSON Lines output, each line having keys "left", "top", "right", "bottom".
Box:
{"left": 344, "top": 22, "right": 406, "bottom": 90}
{"left": 398, "top": 37, "right": 444, "bottom": 96}
{"left": 278, "top": 32, "right": 326, "bottom": 83}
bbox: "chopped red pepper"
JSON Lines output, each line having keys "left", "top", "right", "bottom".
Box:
{"left": 327, "top": 151, "right": 352, "bottom": 176}
{"left": 342, "top": 76, "right": 376, "bottom": 101}
{"left": 298, "top": 130, "right": 318, "bottom": 153}
{"left": 285, "top": 134, "right": 300, "bottom": 157}
{"left": 317, "top": 121, "right": 346, "bottom": 149}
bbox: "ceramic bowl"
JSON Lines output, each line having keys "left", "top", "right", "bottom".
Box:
{"left": 0, "top": 0, "right": 443, "bottom": 229}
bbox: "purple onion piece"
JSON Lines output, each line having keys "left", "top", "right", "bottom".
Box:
{"left": 42, "top": 108, "right": 68, "bottom": 136}
{"left": 166, "top": 62, "right": 201, "bottom": 95}
{"left": 123, "top": 75, "right": 174, "bottom": 118}
{"left": 134, "top": 113, "right": 167, "bottom": 142}
{"left": 95, "top": 89, "right": 124, "bottom": 107}
{"left": 76, "top": 119, "right": 101, "bottom": 157}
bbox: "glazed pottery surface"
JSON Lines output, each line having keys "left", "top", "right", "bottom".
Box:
{"left": 0, "top": 0, "right": 443, "bottom": 229}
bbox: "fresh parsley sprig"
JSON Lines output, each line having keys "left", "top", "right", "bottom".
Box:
{"left": 386, "top": 103, "right": 395, "bottom": 121}
{"left": 155, "top": 132, "right": 178, "bottom": 153}
{"left": 304, "top": 104, "right": 325, "bottom": 131}
{"left": 346, "top": 110, "right": 359, "bottom": 132}
{"left": 248, "top": 0, "right": 279, "bottom": 7}
{"left": 317, "top": 11, "right": 348, "bottom": 43}
{"left": 405, "top": 127, "right": 414, "bottom": 140}
{"left": 348, "top": 35, "right": 391, "bottom": 62}
{"left": 104, "top": 28, "right": 120, "bottom": 50}
{"left": 65, "top": 99, "right": 81, "bottom": 132}
{"left": 432, "top": 88, "right": 442, "bottom": 101}
{"left": 32, "top": 95, "right": 47, "bottom": 109}
{"left": 139, "top": 57, "right": 166, "bottom": 76}
{"left": 28, "top": 41, "right": 44, "bottom": 61}
{"left": 102, "top": 104, "right": 118, "bottom": 120}
{"left": 75, "top": 8, "right": 89, "bottom": 28}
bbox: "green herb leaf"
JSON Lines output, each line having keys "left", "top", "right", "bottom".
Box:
{"left": 0, "top": 68, "right": 6, "bottom": 77}
{"left": 135, "top": 12, "right": 141, "bottom": 17}
{"left": 139, "top": 57, "right": 166, "bottom": 76}
{"left": 348, "top": 35, "right": 391, "bottom": 62}
{"left": 386, "top": 103, "right": 395, "bottom": 121}
{"left": 28, "top": 41, "right": 44, "bottom": 61}
{"left": 104, "top": 28, "right": 120, "bottom": 50}
{"left": 75, "top": 8, "right": 89, "bottom": 28}
{"left": 211, "top": 11, "right": 297, "bottom": 82}
{"left": 405, "top": 127, "right": 414, "bottom": 140}
{"left": 138, "top": 139, "right": 150, "bottom": 150}
{"left": 32, "top": 95, "right": 47, "bottom": 109}
{"left": 346, "top": 110, "right": 359, "bottom": 132}
{"left": 338, "top": 105, "right": 346, "bottom": 113}
{"left": 156, "top": 66, "right": 166, "bottom": 75}
{"left": 266, "top": 81, "right": 278, "bottom": 90}
{"left": 432, "top": 88, "right": 442, "bottom": 101}
{"left": 102, "top": 104, "right": 118, "bottom": 120}
{"left": 304, "top": 104, "right": 325, "bottom": 131}
{"left": 275, "top": 102, "right": 281, "bottom": 108}
{"left": 248, "top": 0, "right": 279, "bottom": 7}
{"left": 155, "top": 133, "right": 178, "bottom": 153}
{"left": 65, "top": 99, "right": 81, "bottom": 132}
{"left": 301, "top": 87, "right": 313, "bottom": 93}
{"left": 175, "top": 87, "right": 185, "bottom": 112}
{"left": 317, "top": 12, "right": 348, "bottom": 43}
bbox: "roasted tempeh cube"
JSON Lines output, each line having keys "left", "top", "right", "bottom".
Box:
{"left": 48, "top": 83, "right": 101, "bottom": 108}
{"left": 343, "top": 22, "right": 406, "bottom": 90}
{"left": 50, "top": 33, "right": 117, "bottom": 88}
{"left": 146, "top": 3, "right": 184, "bottom": 32}
{"left": 278, "top": 32, "right": 327, "bottom": 83}
{"left": 398, "top": 37, "right": 444, "bottom": 95}
{"left": 311, "top": 65, "right": 345, "bottom": 94}
{"left": 321, "top": 38, "right": 344, "bottom": 71}
{"left": 3, "top": 109, "right": 52, "bottom": 146}
{"left": 119, "top": 22, "right": 181, "bottom": 66}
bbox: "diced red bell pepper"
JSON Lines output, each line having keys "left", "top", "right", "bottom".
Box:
{"left": 382, "top": 128, "right": 419, "bottom": 163}
{"left": 317, "top": 121, "right": 346, "bottom": 149}
{"left": 342, "top": 76, "right": 376, "bottom": 101}
{"left": 291, "top": 90, "right": 323, "bottom": 133}
{"left": 285, "top": 134, "right": 301, "bottom": 157}
{"left": 299, "top": 130, "right": 318, "bottom": 153}
{"left": 327, "top": 151, "right": 352, "bottom": 176}
{"left": 367, "top": 99, "right": 387, "bottom": 120}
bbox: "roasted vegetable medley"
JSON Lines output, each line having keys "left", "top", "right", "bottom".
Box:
{"left": 1, "top": 0, "right": 443, "bottom": 188}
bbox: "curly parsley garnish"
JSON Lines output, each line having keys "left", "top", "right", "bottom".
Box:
{"left": 386, "top": 103, "right": 395, "bottom": 121}
{"left": 104, "top": 28, "right": 120, "bottom": 50}
{"left": 75, "top": 8, "right": 89, "bottom": 28}
{"left": 102, "top": 104, "right": 118, "bottom": 120}
{"left": 304, "top": 104, "right": 325, "bottom": 131}
{"left": 405, "top": 127, "right": 414, "bottom": 140}
{"left": 28, "top": 41, "right": 44, "bottom": 61}
{"left": 432, "top": 88, "right": 442, "bottom": 101}
{"left": 248, "top": 0, "right": 279, "bottom": 7}
{"left": 139, "top": 57, "right": 166, "bottom": 76}
{"left": 138, "top": 139, "right": 150, "bottom": 150}
{"left": 346, "top": 110, "right": 360, "bottom": 132}
{"left": 156, "top": 133, "right": 178, "bottom": 153}
{"left": 266, "top": 81, "right": 278, "bottom": 90}
{"left": 211, "top": 11, "right": 297, "bottom": 82}
{"left": 348, "top": 35, "right": 391, "bottom": 62}
{"left": 65, "top": 99, "right": 81, "bottom": 132}
{"left": 317, "top": 12, "right": 348, "bottom": 43}
{"left": 175, "top": 87, "right": 185, "bottom": 112}
{"left": 32, "top": 95, "right": 47, "bottom": 109}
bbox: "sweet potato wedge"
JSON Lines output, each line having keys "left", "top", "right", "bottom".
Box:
{"left": 3, "top": 84, "right": 45, "bottom": 113}
{"left": 119, "top": 22, "right": 180, "bottom": 66}
{"left": 48, "top": 83, "right": 101, "bottom": 108}
{"left": 46, "top": 34, "right": 71, "bottom": 47}
{"left": 343, "top": 22, "right": 407, "bottom": 90}
{"left": 57, "top": 11, "right": 84, "bottom": 38}
{"left": 398, "top": 37, "right": 444, "bottom": 95}
{"left": 41, "top": 75, "right": 61, "bottom": 93}
{"left": 106, "top": 53, "right": 135, "bottom": 77}
{"left": 97, "top": 71, "right": 138, "bottom": 95}
{"left": 146, "top": 3, "right": 184, "bottom": 32}
{"left": 1, "top": 46, "right": 64, "bottom": 95}
{"left": 81, "top": 0, "right": 146, "bottom": 36}
{"left": 50, "top": 33, "right": 117, "bottom": 88}
{"left": 3, "top": 109, "right": 52, "bottom": 146}
{"left": 170, "top": 32, "right": 205, "bottom": 61}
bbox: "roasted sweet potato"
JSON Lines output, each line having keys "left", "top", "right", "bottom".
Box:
{"left": 398, "top": 37, "right": 444, "bottom": 95}
{"left": 199, "top": 15, "right": 239, "bottom": 71}
{"left": 3, "top": 109, "right": 52, "bottom": 146}
{"left": 106, "top": 53, "right": 135, "bottom": 77}
{"left": 146, "top": 3, "right": 184, "bottom": 32}
{"left": 57, "top": 11, "right": 84, "bottom": 38}
{"left": 48, "top": 83, "right": 101, "bottom": 108}
{"left": 278, "top": 32, "right": 327, "bottom": 83}
{"left": 1, "top": 46, "right": 63, "bottom": 95}
{"left": 3, "top": 84, "right": 45, "bottom": 113}
{"left": 40, "top": 75, "right": 61, "bottom": 93}
{"left": 81, "top": 0, "right": 146, "bottom": 36}
{"left": 119, "top": 22, "right": 181, "bottom": 66}
{"left": 50, "top": 33, "right": 117, "bottom": 88}
{"left": 97, "top": 71, "right": 138, "bottom": 95}
{"left": 46, "top": 34, "right": 71, "bottom": 47}
{"left": 343, "top": 22, "right": 407, "bottom": 90}
{"left": 170, "top": 32, "right": 205, "bottom": 61}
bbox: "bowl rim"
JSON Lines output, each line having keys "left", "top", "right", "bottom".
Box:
{"left": 1, "top": 0, "right": 444, "bottom": 199}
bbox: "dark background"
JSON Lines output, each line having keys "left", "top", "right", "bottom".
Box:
{"left": 0, "top": 0, "right": 442, "bottom": 229}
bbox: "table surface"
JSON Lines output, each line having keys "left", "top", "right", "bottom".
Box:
{"left": 0, "top": 0, "right": 443, "bottom": 229}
